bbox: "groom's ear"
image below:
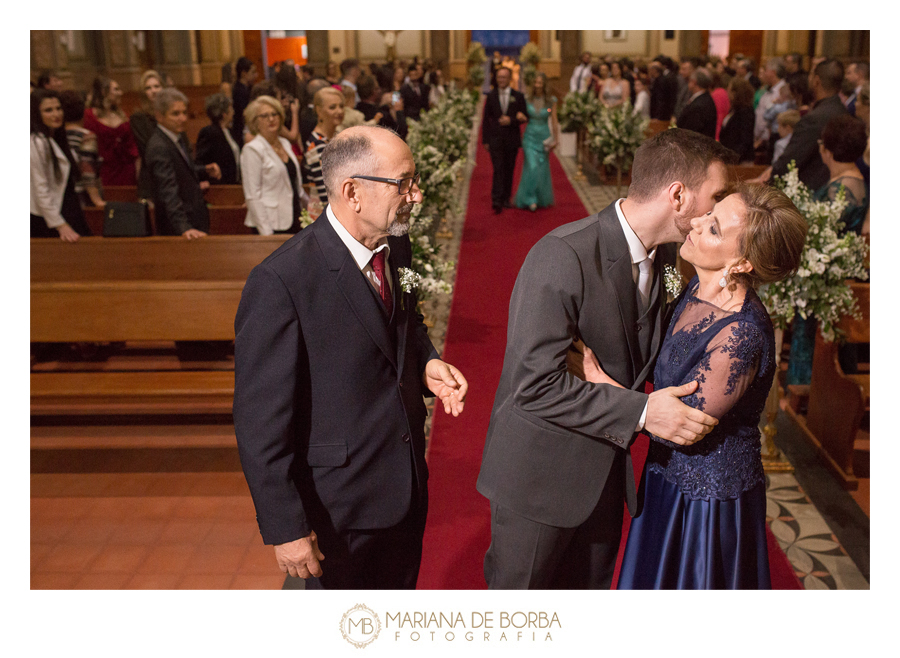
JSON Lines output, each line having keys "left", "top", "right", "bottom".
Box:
{"left": 666, "top": 181, "right": 686, "bottom": 212}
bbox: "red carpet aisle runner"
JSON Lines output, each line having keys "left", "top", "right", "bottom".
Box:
{"left": 417, "top": 145, "right": 801, "bottom": 590}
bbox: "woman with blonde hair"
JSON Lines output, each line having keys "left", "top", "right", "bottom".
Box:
{"left": 131, "top": 70, "right": 164, "bottom": 198}
{"left": 240, "top": 95, "right": 309, "bottom": 235}
{"left": 570, "top": 184, "right": 808, "bottom": 589}
{"left": 304, "top": 87, "right": 345, "bottom": 203}
{"left": 513, "top": 72, "right": 558, "bottom": 212}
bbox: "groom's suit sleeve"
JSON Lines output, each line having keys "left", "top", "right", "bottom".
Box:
{"left": 504, "top": 233, "right": 647, "bottom": 447}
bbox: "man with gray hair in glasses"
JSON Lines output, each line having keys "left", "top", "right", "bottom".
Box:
{"left": 234, "top": 124, "right": 468, "bottom": 590}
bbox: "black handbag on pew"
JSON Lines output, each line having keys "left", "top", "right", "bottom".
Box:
{"left": 102, "top": 201, "right": 152, "bottom": 237}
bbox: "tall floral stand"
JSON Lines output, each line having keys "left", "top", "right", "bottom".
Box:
{"left": 573, "top": 128, "right": 586, "bottom": 181}
{"left": 762, "top": 328, "right": 794, "bottom": 473}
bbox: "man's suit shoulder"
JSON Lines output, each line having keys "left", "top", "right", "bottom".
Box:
{"left": 255, "top": 225, "right": 321, "bottom": 277}
{"left": 546, "top": 213, "right": 601, "bottom": 242}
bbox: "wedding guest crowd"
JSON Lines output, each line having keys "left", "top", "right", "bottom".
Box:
{"left": 31, "top": 52, "right": 869, "bottom": 244}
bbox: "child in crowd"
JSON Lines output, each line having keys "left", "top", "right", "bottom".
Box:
{"left": 772, "top": 109, "right": 801, "bottom": 164}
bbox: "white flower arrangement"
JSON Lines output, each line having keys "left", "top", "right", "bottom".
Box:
{"left": 586, "top": 102, "right": 649, "bottom": 171}
{"left": 664, "top": 264, "right": 684, "bottom": 300}
{"left": 558, "top": 91, "right": 603, "bottom": 134}
{"left": 759, "top": 163, "right": 870, "bottom": 342}
{"left": 402, "top": 87, "right": 477, "bottom": 303}
{"left": 398, "top": 267, "right": 422, "bottom": 293}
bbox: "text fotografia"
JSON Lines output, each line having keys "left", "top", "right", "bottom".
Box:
{"left": 386, "top": 611, "right": 561, "bottom": 642}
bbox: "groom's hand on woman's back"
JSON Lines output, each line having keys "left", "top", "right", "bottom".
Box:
{"left": 644, "top": 381, "right": 717, "bottom": 446}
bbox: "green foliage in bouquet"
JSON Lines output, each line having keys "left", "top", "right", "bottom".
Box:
{"left": 760, "top": 162, "right": 870, "bottom": 342}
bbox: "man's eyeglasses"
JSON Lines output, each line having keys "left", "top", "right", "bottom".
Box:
{"left": 352, "top": 173, "right": 421, "bottom": 195}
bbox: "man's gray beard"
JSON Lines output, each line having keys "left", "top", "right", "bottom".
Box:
{"left": 388, "top": 218, "right": 411, "bottom": 237}
{"left": 388, "top": 206, "right": 414, "bottom": 236}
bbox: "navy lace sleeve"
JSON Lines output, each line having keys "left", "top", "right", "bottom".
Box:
{"left": 646, "top": 281, "right": 775, "bottom": 501}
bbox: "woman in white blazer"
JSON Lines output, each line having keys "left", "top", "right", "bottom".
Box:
{"left": 241, "top": 95, "right": 310, "bottom": 235}
{"left": 30, "top": 89, "right": 91, "bottom": 241}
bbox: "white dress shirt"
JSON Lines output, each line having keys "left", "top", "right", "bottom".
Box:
{"left": 615, "top": 199, "right": 655, "bottom": 430}
{"left": 326, "top": 205, "right": 392, "bottom": 296}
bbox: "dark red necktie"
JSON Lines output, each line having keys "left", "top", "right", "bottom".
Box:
{"left": 371, "top": 250, "right": 393, "bottom": 317}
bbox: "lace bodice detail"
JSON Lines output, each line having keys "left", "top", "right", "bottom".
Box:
{"left": 647, "top": 278, "right": 775, "bottom": 500}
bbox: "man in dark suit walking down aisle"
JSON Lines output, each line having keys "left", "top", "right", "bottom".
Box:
{"left": 482, "top": 67, "right": 528, "bottom": 214}
{"left": 233, "top": 125, "right": 468, "bottom": 590}
{"left": 477, "top": 129, "right": 734, "bottom": 589}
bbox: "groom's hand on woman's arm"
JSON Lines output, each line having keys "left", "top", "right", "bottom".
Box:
{"left": 644, "top": 381, "right": 717, "bottom": 446}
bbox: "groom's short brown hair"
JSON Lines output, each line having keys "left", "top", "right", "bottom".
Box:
{"left": 627, "top": 128, "right": 734, "bottom": 202}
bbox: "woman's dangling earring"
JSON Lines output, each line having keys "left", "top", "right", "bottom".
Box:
{"left": 719, "top": 270, "right": 728, "bottom": 288}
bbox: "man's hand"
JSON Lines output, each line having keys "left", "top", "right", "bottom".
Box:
{"left": 205, "top": 163, "right": 222, "bottom": 180}
{"left": 274, "top": 531, "right": 325, "bottom": 579}
{"left": 515, "top": 111, "right": 528, "bottom": 123}
{"left": 182, "top": 228, "right": 207, "bottom": 240}
{"left": 498, "top": 115, "right": 511, "bottom": 126}
{"left": 423, "top": 359, "right": 468, "bottom": 417}
{"left": 644, "top": 381, "right": 717, "bottom": 446}
{"left": 57, "top": 223, "right": 80, "bottom": 243}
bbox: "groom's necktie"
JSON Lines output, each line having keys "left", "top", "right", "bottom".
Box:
{"left": 637, "top": 257, "right": 653, "bottom": 310}
{"left": 371, "top": 250, "right": 393, "bottom": 317}
{"left": 500, "top": 89, "right": 509, "bottom": 114}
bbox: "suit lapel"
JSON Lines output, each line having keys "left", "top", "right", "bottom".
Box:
{"left": 598, "top": 207, "right": 641, "bottom": 385}
{"left": 313, "top": 210, "right": 398, "bottom": 369}
{"left": 388, "top": 236, "right": 411, "bottom": 380}
{"left": 160, "top": 129, "right": 197, "bottom": 181}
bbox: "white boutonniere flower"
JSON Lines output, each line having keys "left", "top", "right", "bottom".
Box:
{"left": 398, "top": 267, "right": 422, "bottom": 310}
{"left": 664, "top": 264, "right": 684, "bottom": 301}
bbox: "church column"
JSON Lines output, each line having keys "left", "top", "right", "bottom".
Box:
{"left": 99, "top": 30, "right": 145, "bottom": 90}
{"left": 153, "top": 30, "right": 202, "bottom": 88}
{"left": 31, "top": 30, "right": 72, "bottom": 87}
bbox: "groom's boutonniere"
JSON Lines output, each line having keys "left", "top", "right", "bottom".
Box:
{"left": 398, "top": 267, "right": 422, "bottom": 310}
{"left": 664, "top": 264, "right": 684, "bottom": 303}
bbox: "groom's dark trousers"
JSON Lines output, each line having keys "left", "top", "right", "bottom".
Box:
{"left": 477, "top": 202, "right": 673, "bottom": 588}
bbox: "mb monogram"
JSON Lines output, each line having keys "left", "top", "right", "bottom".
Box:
{"left": 340, "top": 605, "right": 560, "bottom": 646}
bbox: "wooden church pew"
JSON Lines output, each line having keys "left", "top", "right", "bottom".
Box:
{"left": 31, "top": 235, "right": 290, "bottom": 417}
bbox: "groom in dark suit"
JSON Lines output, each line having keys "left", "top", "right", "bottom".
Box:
{"left": 482, "top": 67, "right": 528, "bottom": 214}
{"left": 233, "top": 125, "right": 468, "bottom": 590}
{"left": 477, "top": 129, "right": 734, "bottom": 589}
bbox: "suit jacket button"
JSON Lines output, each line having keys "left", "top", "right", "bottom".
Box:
{"left": 402, "top": 433, "right": 411, "bottom": 443}
{"left": 635, "top": 322, "right": 643, "bottom": 331}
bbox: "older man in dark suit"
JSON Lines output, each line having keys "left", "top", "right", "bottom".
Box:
{"left": 477, "top": 129, "right": 732, "bottom": 589}
{"left": 145, "top": 88, "right": 220, "bottom": 238}
{"left": 482, "top": 66, "right": 528, "bottom": 214}
{"left": 764, "top": 59, "right": 848, "bottom": 190}
{"left": 233, "top": 125, "right": 468, "bottom": 590}
{"left": 677, "top": 68, "right": 718, "bottom": 139}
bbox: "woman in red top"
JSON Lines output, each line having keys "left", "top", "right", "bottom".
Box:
{"left": 83, "top": 76, "right": 140, "bottom": 186}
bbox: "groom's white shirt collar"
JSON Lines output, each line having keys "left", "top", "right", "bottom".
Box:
{"left": 614, "top": 198, "right": 656, "bottom": 267}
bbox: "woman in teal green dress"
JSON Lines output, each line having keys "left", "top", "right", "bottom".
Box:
{"left": 514, "top": 72, "right": 559, "bottom": 212}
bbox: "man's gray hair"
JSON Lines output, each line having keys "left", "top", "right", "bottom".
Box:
{"left": 154, "top": 87, "right": 188, "bottom": 116}
{"left": 765, "top": 57, "right": 785, "bottom": 79}
{"left": 320, "top": 126, "right": 398, "bottom": 200}
{"left": 691, "top": 67, "right": 711, "bottom": 91}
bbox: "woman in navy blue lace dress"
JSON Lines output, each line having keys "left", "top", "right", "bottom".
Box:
{"left": 573, "top": 184, "right": 807, "bottom": 589}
